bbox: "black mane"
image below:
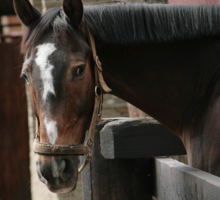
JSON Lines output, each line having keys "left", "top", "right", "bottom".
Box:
{"left": 85, "top": 4, "right": 220, "bottom": 45}
{"left": 21, "top": 3, "right": 220, "bottom": 52}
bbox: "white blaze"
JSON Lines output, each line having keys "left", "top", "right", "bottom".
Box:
{"left": 44, "top": 118, "right": 58, "bottom": 145}
{"left": 35, "top": 43, "right": 57, "bottom": 102}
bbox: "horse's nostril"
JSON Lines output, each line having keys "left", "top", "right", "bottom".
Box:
{"left": 37, "top": 163, "right": 48, "bottom": 184}
{"left": 60, "top": 159, "right": 73, "bottom": 182}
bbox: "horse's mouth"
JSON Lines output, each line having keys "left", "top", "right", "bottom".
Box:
{"left": 46, "top": 174, "right": 78, "bottom": 194}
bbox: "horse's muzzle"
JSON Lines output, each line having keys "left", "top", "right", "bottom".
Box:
{"left": 36, "top": 155, "right": 79, "bottom": 193}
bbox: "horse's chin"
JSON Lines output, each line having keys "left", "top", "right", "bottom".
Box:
{"left": 48, "top": 184, "right": 76, "bottom": 194}
{"left": 46, "top": 177, "right": 78, "bottom": 194}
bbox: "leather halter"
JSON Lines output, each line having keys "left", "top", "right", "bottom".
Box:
{"left": 33, "top": 25, "right": 112, "bottom": 173}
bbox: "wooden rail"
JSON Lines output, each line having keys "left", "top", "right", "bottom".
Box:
{"left": 153, "top": 158, "right": 220, "bottom": 200}
{"left": 0, "top": 0, "right": 15, "bottom": 15}
{"left": 100, "top": 117, "right": 186, "bottom": 159}
{"left": 81, "top": 118, "right": 220, "bottom": 200}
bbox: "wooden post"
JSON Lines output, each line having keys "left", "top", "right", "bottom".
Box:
{"left": 81, "top": 120, "right": 153, "bottom": 200}
{"left": 0, "top": 39, "right": 31, "bottom": 200}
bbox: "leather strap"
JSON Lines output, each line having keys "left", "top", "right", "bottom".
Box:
{"left": 86, "top": 25, "right": 112, "bottom": 93}
{"left": 78, "top": 25, "right": 109, "bottom": 172}
{"left": 33, "top": 139, "right": 88, "bottom": 155}
{"left": 33, "top": 24, "right": 112, "bottom": 173}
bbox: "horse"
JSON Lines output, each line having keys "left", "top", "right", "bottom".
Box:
{"left": 14, "top": 0, "right": 220, "bottom": 193}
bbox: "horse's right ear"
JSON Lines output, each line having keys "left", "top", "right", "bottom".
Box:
{"left": 13, "top": 0, "right": 41, "bottom": 26}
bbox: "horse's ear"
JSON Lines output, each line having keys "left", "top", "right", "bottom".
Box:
{"left": 13, "top": 0, "right": 41, "bottom": 26}
{"left": 63, "top": 0, "right": 83, "bottom": 27}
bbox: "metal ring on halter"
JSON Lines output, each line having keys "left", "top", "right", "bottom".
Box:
{"left": 95, "top": 85, "right": 102, "bottom": 97}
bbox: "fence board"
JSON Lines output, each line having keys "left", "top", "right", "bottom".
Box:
{"left": 153, "top": 158, "right": 220, "bottom": 200}
{"left": 0, "top": 39, "right": 31, "bottom": 200}
{"left": 168, "top": 0, "right": 220, "bottom": 4}
{"left": 100, "top": 118, "right": 186, "bottom": 159}
{"left": 0, "top": 0, "right": 15, "bottom": 15}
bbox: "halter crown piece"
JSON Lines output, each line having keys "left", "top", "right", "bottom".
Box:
{"left": 33, "top": 24, "right": 112, "bottom": 173}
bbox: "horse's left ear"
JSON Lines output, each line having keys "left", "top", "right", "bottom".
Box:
{"left": 63, "top": 0, "right": 83, "bottom": 27}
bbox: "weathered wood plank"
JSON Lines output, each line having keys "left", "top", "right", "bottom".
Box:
{"left": 153, "top": 157, "right": 220, "bottom": 200}
{"left": 81, "top": 120, "right": 153, "bottom": 200}
{"left": 100, "top": 118, "right": 186, "bottom": 159}
{"left": 0, "top": 0, "right": 15, "bottom": 15}
{"left": 0, "top": 39, "right": 31, "bottom": 200}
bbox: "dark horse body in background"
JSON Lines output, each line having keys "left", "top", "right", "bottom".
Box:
{"left": 14, "top": 0, "right": 220, "bottom": 193}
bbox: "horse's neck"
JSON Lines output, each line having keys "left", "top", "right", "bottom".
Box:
{"left": 96, "top": 37, "right": 220, "bottom": 176}
{"left": 182, "top": 90, "right": 220, "bottom": 176}
{"left": 97, "top": 37, "right": 220, "bottom": 135}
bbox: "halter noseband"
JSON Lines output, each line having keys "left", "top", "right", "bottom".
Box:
{"left": 33, "top": 25, "right": 112, "bottom": 173}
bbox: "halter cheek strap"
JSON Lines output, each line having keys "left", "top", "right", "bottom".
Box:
{"left": 33, "top": 24, "right": 112, "bottom": 173}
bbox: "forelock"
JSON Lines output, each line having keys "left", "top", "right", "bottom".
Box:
{"left": 21, "top": 7, "right": 74, "bottom": 53}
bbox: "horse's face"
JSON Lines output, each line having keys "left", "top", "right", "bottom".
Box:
{"left": 14, "top": 0, "right": 93, "bottom": 193}
{"left": 27, "top": 31, "right": 93, "bottom": 193}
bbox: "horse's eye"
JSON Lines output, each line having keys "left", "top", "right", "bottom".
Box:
{"left": 21, "top": 71, "right": 29, "bottom": 83}
{"left": 75, "top": 65, "right": 85, "bottom": 77}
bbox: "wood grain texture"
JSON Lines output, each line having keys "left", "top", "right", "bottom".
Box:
{"left": 100, "top": 118, "right": 186, "bottom": 159}
{"left": 0, "top": 0, "right": 15, "bottom": 15}
{"left": 153, "top": 157, "right": 220, "bottom": 200}
{"left": 81, "top": 120, "right": 153, "bottom": 200}
{"left": 168, "top": 0, "right": 220, "bottom": 4}
{"left": 0, "top": 39, "right": 31, "bottom": 200}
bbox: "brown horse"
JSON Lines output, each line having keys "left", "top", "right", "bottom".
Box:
{"left": 14, "top": 0, "right": 220, "bottom": 193}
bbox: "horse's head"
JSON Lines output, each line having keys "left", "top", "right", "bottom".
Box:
{"left": 14, "top": 0, "right": 95, "bottom": 193}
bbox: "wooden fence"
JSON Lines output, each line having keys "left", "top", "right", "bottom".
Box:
{"left": 81, "top": 118, "right": 220, "bottom": 200}
{"left": 0, "top": 38, "right": 31, "bottom": 200}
